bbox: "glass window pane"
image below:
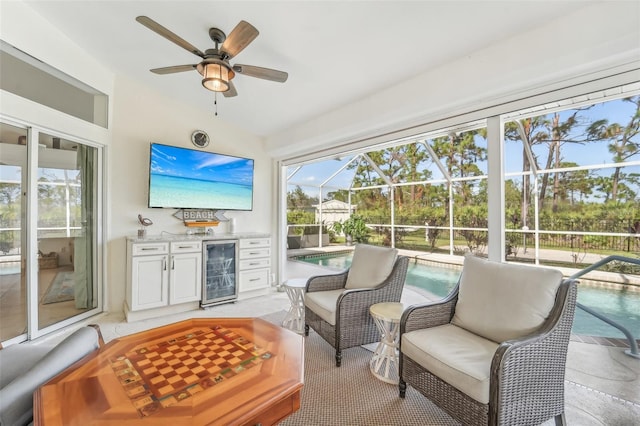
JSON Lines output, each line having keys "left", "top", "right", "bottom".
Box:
{"left": 505, "top": 94, "right": 640, "bottom": 267}
{"left": 0, "top": 123, "right": 27, "bottom": 342}
{"left": 37, "top": 133, "right": 97, "bottom": 329}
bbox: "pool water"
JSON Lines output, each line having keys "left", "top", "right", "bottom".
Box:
{"left": 0, "top": 262, "right": 20, "bottom": 276}
{"left": 296, "top": 253, "right": 640, "bottom": 339}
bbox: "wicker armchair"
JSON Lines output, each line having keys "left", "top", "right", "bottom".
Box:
{"left": 399, "top": 254, "right": 578, "bottom": 426}
{"left": 304, "top": 244, "right": 409, "bottom": 367}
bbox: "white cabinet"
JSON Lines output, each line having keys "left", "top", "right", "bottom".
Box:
{"left": 130, "top": 253, "right": 168, "bottom": 310}
{"left": 125, "top": 234, "right": 270, "bottom": 320}
{"left": 169, "top": 241, "right": 202, "bottom": 304}
{"left": 126, "top": 239, "right": 201, "bottom": 321}
{"left": 238, "top": 237, "right": 271, "bottom": 298}
{"left": 128, "top": 242, "right": 169, "bottom": 311}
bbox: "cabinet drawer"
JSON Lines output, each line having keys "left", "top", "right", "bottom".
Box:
{"left": 239, "top": 247, "right": 270, "bottom": 260}
{"left": 131, "top": 242, "right": 169, "bottom": 255}
{"left": 170, "top": 241, "right": 202, "bottom": 253}
{"left": 239, "top": 258, "right": 271, "bottom": 270}
{"left": 239, "top": 238, "right": 271, "bottom": 249}
{"left": 239, "top": 269, "right": 269, "bottom": 291}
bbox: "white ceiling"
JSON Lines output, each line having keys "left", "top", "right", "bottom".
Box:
{"left": 22, "top": 1, "right": 595, "bottom": 138}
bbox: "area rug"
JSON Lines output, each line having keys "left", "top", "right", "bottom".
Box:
{"left": 258, "top": 310, "right": 458, "bottom": 426}
{"left": 42, "top": 271, "right": 75, "bottom": 304}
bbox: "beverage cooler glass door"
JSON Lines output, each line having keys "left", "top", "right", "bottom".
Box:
{"left": 202, "top": 240, "right": 238, "bottom": 306}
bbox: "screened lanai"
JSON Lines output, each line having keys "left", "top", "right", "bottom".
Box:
{"left": 285, "top": 84, "right": 640, "bottom": 271}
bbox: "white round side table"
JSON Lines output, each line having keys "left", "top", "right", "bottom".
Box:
{"left": 369, "top": 302, "right": 405, "bottom": 384}
{"left": 281, "top": 278, "right": 307, "bottom": 333}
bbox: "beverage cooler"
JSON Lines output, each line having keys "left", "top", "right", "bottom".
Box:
{"left": 202, "top": 240, "right": 238, "bottom": 307}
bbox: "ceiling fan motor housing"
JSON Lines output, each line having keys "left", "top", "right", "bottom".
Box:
{"left": 208, "top": 28, "right": 226, "bottom": 45}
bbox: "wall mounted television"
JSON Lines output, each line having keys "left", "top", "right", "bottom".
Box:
{"left": 148, "top": 143, "right": 254, "bottom": 211}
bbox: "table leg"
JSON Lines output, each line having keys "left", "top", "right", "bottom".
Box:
{"left": 370, "top": 316, "right": 400, "bottom": 384}
{"left": 282, "top": 287, "right": 305, "bottom": 333}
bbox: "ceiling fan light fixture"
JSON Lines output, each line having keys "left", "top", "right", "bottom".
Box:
{"left": 200, "top": 62, "right": 235, "bottom": 92}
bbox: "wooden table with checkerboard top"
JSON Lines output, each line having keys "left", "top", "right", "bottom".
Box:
{"left": 34, "top": 318, "right": 304, "bottom": 425}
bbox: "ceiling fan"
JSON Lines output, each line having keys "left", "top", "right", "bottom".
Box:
{"left": 136, "top": 16, "right": 288, "bottom": 98}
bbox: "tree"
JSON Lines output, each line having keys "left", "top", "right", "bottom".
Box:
{"left": 431, "top": 131, "right": 487, "bottom": 207}
{"left": 287, "top": 185, "right": 317, "bottom": 210}
{"left": 505, "top": 116, "right": 549, "bottom": 225}
{"left": 586, "top": 96, "right": 640, "bottom": 202}
{"left": 557, "top": 162, "right": 592, "bottom": 205}
{"left": 326, "top": 189, "right": 350, "bottom": 202}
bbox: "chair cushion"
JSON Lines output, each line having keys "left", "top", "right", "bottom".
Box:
{"left": 451, "top": 254, "right": 563, "bottom": 343}
{"left": 345, "top": 244, "right": 397, "bottom": 289}
{"left": 304, "top": 289, "right": 344, "bottom": 325}
{"left": 0, "top": 326, "right": 100, "bottom": 426}
{"left": 402, "top": 324, "right": 499, "bottom": 404}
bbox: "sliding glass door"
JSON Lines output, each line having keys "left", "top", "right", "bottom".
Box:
{"left": 0, "top": 123, "right": 102, "bottom": 343}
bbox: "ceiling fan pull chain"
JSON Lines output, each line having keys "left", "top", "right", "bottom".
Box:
{"left": 214, "top": 92, "right": 218, "bottom": 116}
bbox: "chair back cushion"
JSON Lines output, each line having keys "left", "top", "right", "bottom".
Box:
{"left": 345, "top": 244, "right": 398, "bottom": 289}
{"left": 451, "top": 254, "right": 563, "bottom": 343}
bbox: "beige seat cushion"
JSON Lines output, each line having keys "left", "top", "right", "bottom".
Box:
{"left": 345, "top": 244, "right": 397, "bottom": 289}
{"left": 304, "top": 289, "right": 344, "bottom": 325}
{"left": 451, "top": 254, "right": 563, "bottom": 343}
{"left": 402, "top": 324, "right": 499, "bottom": 404}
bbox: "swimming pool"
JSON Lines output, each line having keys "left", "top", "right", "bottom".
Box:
{"left": 295, "top": 252, "right": 640, "bottom": 339}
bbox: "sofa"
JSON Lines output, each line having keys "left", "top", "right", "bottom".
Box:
{"left": 0, "top": 325, "right": 103, "bottom": 426}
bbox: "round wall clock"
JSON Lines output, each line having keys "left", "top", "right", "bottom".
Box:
{"left": 191, "top": 130, "right": 210, "bottom": 148}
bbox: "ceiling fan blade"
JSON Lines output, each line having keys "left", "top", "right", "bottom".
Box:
{"left": 220, "top": 20, "right": 259, "bottom": 59}
{"left": 223, "top": 81, "right": 238, "bottom": 98}
{"left": 136, "top": 16, "right": 205, "bottom": 58}
{"left": 150, "top": 64, "right": 197, "bottom": 74}
{"left": 232, "top": 64, "right": 288, "bottom": 83}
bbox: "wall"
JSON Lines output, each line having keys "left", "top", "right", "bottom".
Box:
{"left": 109, "top": 75, "right": 270, "bottom": 312}
{"left": 265, "top": 1, "right": 640, "bottom": 160}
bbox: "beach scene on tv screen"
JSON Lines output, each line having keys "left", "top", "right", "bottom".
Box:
{"left": 149, "top": 144, "right": 254, "bottom": 210}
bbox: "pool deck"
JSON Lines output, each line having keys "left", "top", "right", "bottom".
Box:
{"left": 286, "top": 246, "right": 640, "bottom": 425}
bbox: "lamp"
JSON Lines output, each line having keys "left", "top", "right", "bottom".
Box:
{"left": 197, "top": 59, "right": 235, "bottom": 92}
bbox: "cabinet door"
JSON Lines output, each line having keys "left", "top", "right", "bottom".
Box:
{"left": 170, "top": 252, "right": 202, "bottom": 304}
{"left": 131, "top": 254, "right": 168, "bottom": 310}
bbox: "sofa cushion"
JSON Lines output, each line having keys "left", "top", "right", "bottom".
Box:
{"left": 402, "top": 324, "right": 499, "bottom": 404}
{"left": 0, "top": 326, "right": 100, "bottom": 426}
{"left": 304, "top": 289, "right": 344, "bottom": 325}
{"left": 451, "top": 254, "right": 563, "bottom": 343}
{"left": 345, "top": 244, "right": 397, "bottom": 289}
{"left": 0, "top": 342, "right": 53, "bottom": 389}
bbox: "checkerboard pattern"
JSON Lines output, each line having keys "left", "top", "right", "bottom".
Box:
{"left": 110, "top": 326, "right": 272, "bottom": 417}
